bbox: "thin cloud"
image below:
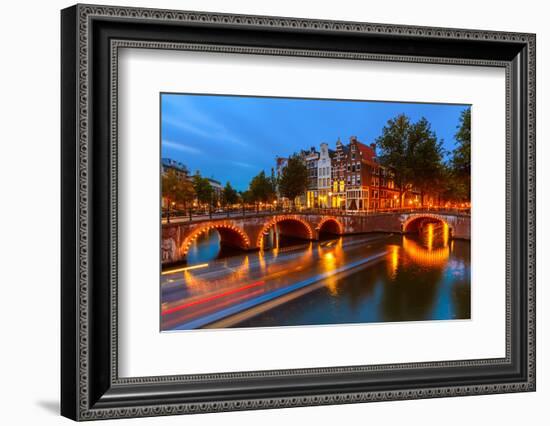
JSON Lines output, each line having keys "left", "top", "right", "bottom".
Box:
{"left": 162, "top": 99, "right": 250, "bottom": 148}
{"left": 163, "top": 139, "right": 202, "bottom": 154}
{"left": 231, "top": 161, "right": 254, "bottom": 169}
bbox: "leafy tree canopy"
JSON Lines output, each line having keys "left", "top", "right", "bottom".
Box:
{"left": 192, "top": 172, "right": 214, "bottom": 204}
{"left": 376, "top": 114, "right": 447, "bottom": 203}
{"left": 278, "top": 154, "right": 308, "bottom": 203}
{"left": 451, "top": 107, "right": 471, "bottom": 180}
{"left": 162, "top": 169, "right": 195, "bottom": 208}
{"left": 222, "top": 181, "right": 239, "bottom": 206}
{"left": 249, "top": 170, "right": 276, "bottom": 203}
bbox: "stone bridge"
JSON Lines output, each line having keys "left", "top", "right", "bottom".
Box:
{"left": 161, "top": 211, "right": 470, "bottom": 265}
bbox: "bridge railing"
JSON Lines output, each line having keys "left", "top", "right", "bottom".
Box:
{"left": 162, "top": 205, "right": 470, "bottom": 225}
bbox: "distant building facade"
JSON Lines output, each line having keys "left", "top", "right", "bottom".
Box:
{"left": 161, "top": 158, "right": 189, "bottom": 180}
{"left": 162, "top": 157, "right": 226, "bottom": 209}
{"left": 317, "top": 143, "right": 333, "bottom": 208}
{"left": 331, "top": 138, "right": 347, "bottom": 209}
{"left": 207, "top": 177, "right": 223, "bottom": 203}
{"left": 304, "top": 147, "right": 320, "bottom": 208}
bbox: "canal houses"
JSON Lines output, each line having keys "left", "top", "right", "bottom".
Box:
{"left": 344, "top": 136, "right": 376, "bottom": 211}
{"left": 304, "top": 147, "right": 320, "bottom": 208}
{"left": 317, "top": 142, "right": 334, "bottom": 208}
{"left": 340, "top": 136, "right": 401, "bottom": 212}
{"left": 331, "top": 137, "right": 347, "bottom": 209}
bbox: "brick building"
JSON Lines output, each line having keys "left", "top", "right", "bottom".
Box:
{"left": 344, "top": 137, "right": 400, "bottom": 211}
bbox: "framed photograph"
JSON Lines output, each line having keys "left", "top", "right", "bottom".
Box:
{"left": 61, "top": 4, "right": 536, "bottom": 421}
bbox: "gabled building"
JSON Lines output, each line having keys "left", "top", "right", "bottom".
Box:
{"left": 304, "top": 147, "right": 320, "bottom": 208}
{"left": 330, "top": 137, "right": 348, "bottom": 209}
{"left": 343, "top": 137, "right": 399, "bottom": 211}
{"left": 317, "top": 143, "right": 334, "bottom": 208}
{"left": 344, "top": 137, "right": 375, "bottom": 211}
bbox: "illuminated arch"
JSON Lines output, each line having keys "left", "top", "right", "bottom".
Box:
{"left": 402, "top": 213, "right": 448, "bottom": 233}
{"left": 256, "top": 215, "right": 314, "bottom": 249}
{"left": 317, "top": 217, "right": 344, "bottom": 236}
{"left": 180, "top": 223, "right": 250, "bottom": 258}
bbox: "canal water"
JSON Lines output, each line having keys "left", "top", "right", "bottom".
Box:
{"left": 173, "top": 222, "right": 470, "bottom": 329}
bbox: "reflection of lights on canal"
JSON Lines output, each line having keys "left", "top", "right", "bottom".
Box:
{"left": 402, "top": 237, "right": 449, "bottom": 267}
{"left": 161, "top": 263, "right": 209, "bottom": 275}
{"left": 318, "top": 238, "right": 343, "bottom": 295}
{"left": 387, "top": 245, "right": 400, "bottom": 279}
{"left": 323, "top": 251, "right": 336, "bottom": 263}
{"left": 402, "top": 221, "right": 451, "bottom": 267}
{"left": 322, "top": 251, "right": 338, "bottom": 295}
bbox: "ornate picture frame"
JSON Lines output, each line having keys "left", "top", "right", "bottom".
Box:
{"left": 61, "top": 4, "right": 535, "bottom": 420}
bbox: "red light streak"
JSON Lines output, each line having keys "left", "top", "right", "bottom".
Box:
{"left": 162, "top": 288, "right": 266, "bottom": 328}
{"left": 161, "top": 281, "right": 265, "bottom": 316}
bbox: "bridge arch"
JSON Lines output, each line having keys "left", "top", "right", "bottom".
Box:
{"left": 318, "top": 217, "right": 344, "bottom": 236}
{"left": 256, "top": 215, "right": 314, "bottom": 249}
{"left": 402, "top": 213, "right": 449, "bottom": 233}
{"left": 180, "top": 223, "right": 250, "bottom": 259}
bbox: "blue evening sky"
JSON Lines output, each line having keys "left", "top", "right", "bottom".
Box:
{"left": 161, "top": 93, "right": 469, "bottom": 192}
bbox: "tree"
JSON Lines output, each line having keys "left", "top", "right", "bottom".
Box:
{"left": 375, "top": 114, "right": 416, "bottom": 205}
{"left": 222, "top": 181, "right": 239, "bottom": 206}
{"left": 249, "top": 171, "right": 276, "bottom": 206}
{"left": 440, "top": 164, "right": 469, "bottom": 204}
{"left": 450, "top": 107, "right": 471, "bottom": 200}
{"left": 192, "top": 172, "right": 213, "bottom": 206}
{"left": 409, "top": 118, "right": 446, "bottom": 206}
{"left": 239, "top": 190, "right": 253, "bottom": 205}
{"left": 278, "top": 154, "right": 308, "bottom": 208}
{"left": 376, "top": 114, "right": 448, "bottom": 207}
{"left": 162, "top": 169, "right": 195, "bottom": 222}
